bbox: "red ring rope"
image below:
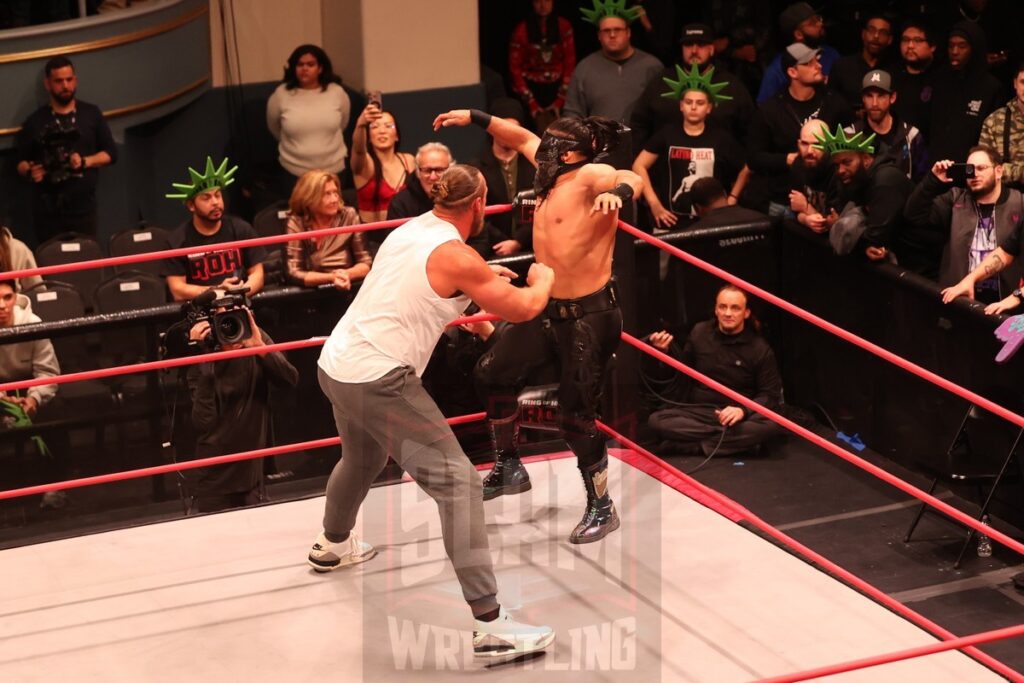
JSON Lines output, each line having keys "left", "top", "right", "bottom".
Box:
{"left": 0, "top": 204, "right": 513, "bottom": 283}
{"left": 623, "top": 331, "right": 1024, "bottom": 557}
{"left": 597, "top": 420, "right": 1024, "bottom": 683}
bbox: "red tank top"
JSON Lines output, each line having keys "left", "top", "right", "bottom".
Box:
{"left": 356, "top": 161, "right": 410, "bottom": 212}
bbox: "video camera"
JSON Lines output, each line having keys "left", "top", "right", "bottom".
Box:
{"left": 161, "top": 287, "right": 254, "bottom": 358}
{"left": 36, "top": 118, "right": 80, "bottom": 184}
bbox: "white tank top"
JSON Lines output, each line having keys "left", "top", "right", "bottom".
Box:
{"left": 318, "top": 211, "right": 471, "bottom": 382}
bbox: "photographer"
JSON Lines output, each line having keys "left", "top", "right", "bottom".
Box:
{"left": 15, "top": 56, "right": 116, "bottom": 243}
{"left": 181, "top": 291, "right": 298, "bottom": 513}
{"left": 904, "top": 146, "right": 1024, "bottom": 301}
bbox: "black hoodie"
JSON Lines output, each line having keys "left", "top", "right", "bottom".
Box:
{"left": 927, "top": 21, "right": 1002, "bottom": 163}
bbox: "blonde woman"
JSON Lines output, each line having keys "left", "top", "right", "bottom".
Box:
{"left": 286, "top": 170, "right": 371, "bottom": 289}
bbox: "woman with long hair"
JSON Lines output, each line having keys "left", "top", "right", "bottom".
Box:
{"left": 285, "top": 170, "right": 371, "bottom": 290}
{"left": 266, "top": 44, "right": 351, "bottom": 197}
{"left": 350, "top": 102, "right": 415, "bottom": 228}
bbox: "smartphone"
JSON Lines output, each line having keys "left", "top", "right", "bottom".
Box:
{"left": 947, "top": 163, "right": 976, "bottom": 185}
{"left": 367, "top": 90, "right": 383, "bottom": 110}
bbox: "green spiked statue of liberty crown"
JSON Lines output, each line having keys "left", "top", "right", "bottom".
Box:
{"left": 580, "top": 0, "right": 643, "bottom": 25}
{"left": 661, "top": 64, "right": 734, "bottom": 105}
{"left": 166, "top": 156, "right": 238, "bottom": 201}
{"left": 813, "top": 125, "right": 876, "bottom": 156}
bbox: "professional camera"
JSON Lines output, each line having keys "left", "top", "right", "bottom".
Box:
{"left": 161, "top": 287, "right": 254, "bottom": 358}
{"left": 36, "top": 118, "right": 80, "bottom": 184}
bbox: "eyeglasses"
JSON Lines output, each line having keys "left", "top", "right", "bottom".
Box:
{"left": 418, "top": 166, "right": 449, "bottom": 176}
{"left": 599, "top": 27, "right": 626, "bottom": 35}
{"left": 368, "top": 122, "right": 396, "bottom": 130}
{"left": 901, "top": 36, "right": 927, "bottom": 44}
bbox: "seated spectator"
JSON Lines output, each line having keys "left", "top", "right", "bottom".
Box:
{"left": 630, "top": 23, "right": 755, "bottom": 151}
{"left": 633, "top": 65, "right": 747, "bottom": 227}
{"left": 185, "top": 303, "right": 298, "bottom": 513}
{"left": 471, "top": 98, "right": 536, "bottom": 255}
{"left": 978, "top": 62, "right": 1024, "bottom": 190}
{"left": 266, "top": 45, "right": 351, "bottom": 198}
{"left": 906, "top": 146, "right": 1024, "bottom": 296}
{"left": 847, "top": 70, "right": 928, "bottom": 181}
{"left": 351, "top": 103, "right": 415, "bottom": 225}
{"left": 508, "top": 0, "right": 576, "bottom": 132}
{"left": 164, "top": 158, "right": 266, "bottom": 301}
{"left": 828, "top": 12, "right": 895, "bottom": 114}
{"left": 0, "top": 226, "right": 43, "bottom": 291}
{"left": 688, "top": 177, "right": 769, "bottom": 229}
{"left": 0, "top": 278, "right": 64, "bottom": 507}
{"left": 789, "top": 119, "right": 839, "bottom": 233}
{"left": 564, "top": 2, "right": 662, "bottom": 124}
{"left": 815, "top": 124, "right": 913, "bottom": 262}
{"left": 745, "top": 43, "right": 852, "bottom": 215}
{"left": 927, "top": 21, "right": 1002, "bottom": 164}
{"left": 757, "top": 3, "right": 839, "bottom": 103}
{"left": 891, "top": 20, "right": 938, "bottom": 136}
{"left": 645, "top": 285, "right": 786, "bottom": 457}
{"left": 285, "top": 170, "right": 370, "bottom": 290}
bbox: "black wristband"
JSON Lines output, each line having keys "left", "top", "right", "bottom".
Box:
{"left": 608, "top": 183, "right": 634, "bottom": 203}
{"left": 470, "top": 109, "right": 492, "bottom": 129}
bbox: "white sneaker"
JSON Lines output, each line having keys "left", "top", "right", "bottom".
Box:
{"left": 307, "top": 531, "right": 376, "bottom": 572}
{"left": 473, "top": 607, "right": 555, "bottom": 661}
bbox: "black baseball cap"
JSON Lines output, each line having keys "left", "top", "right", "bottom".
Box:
{"left": 680, "top": 23, "right": 715, "bottom": 45}
{"left": 779, "top": 2, "right": 819, "bottom": 38}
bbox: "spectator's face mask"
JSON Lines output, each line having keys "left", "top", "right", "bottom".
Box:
{"left": 533, "top": 132, "right": 590, "bottom": 197}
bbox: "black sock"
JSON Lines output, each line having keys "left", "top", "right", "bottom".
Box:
{"left": 476, "top": 606, "right": 501, "bottom": 622}
{"left": 325, "top": 531, "right": 350, "bottom": 543}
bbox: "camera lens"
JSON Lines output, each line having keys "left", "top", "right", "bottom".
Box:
{"left": 215, "top": 312, "right": 246, "bottom": 345}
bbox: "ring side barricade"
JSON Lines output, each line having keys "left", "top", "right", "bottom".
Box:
{"left": 0, "top": 207, "right": 1022, "bottom": 677}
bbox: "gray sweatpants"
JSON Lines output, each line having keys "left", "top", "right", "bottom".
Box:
{"left": 317, "top": 366, "right": 499, "bottom": 617}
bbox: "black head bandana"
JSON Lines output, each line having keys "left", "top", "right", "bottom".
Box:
{"left": 534, "top": 132, "right": 591, "bottom": 198}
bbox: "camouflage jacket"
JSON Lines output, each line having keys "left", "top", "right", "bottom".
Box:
{"left": 979, "top": 100, "right": 1024, "bottom": 186}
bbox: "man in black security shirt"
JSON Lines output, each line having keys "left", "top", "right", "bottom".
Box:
{"left": 15, "top": 56, "right": 117, "bottom": 243}
{"left": 645, "top": 285, "right": 786, "bottom": 457}
{"left": 164, "top": 158, "right": 266, "bottom": 301}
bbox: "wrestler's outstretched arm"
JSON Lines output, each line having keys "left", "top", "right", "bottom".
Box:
{"left": 433, "top": 109, "right": 541, "bottom": 166}
{"left": 579, "top": 164, "right": 644, "bottom": 215}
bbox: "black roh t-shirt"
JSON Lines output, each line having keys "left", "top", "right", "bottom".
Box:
{"left": 165, "top": 215, "right": 267, "bottom": 286}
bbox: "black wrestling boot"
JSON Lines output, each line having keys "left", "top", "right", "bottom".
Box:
{"left": 569, "top": 457, "right": 619, "bottom": 544}
{"left": 482, "top": 413, "right": 531, "bottom": 501}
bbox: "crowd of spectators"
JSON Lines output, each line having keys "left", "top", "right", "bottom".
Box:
{"left": 4, "top": 1, "right": 1024, "bottom": 522}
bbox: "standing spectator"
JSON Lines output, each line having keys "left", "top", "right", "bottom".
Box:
{"left": 927, "top": 21, "right": 1002, "bottom": 164}
{"left": 630, "top": 23, "right": 755, "bottom": 150}
{"left": 700, "top": 0, "right": 774, "bottom": 97}
{"left": 828, "top": 13, "right": 895, "bottom": 113}
{"left": 815, "top": 124, "right": 913, "bottom": 261}
{"left": 953, "top": 0, "right": 1020, "bottom": 86}
{"left": 645, "top": 285, "right": 786, "bottom": 458}
{"left": 757, "top": 3, "right": 840, "bottom": 103}
{"left": 266, "top": 45, "right": 351, "bottom": 199}
{"left": 285, "top": 170, "right": 371, "bottom": 290}
{"left": 15, "top": 56, "right": 117, "bottom": 244}
{"left": 978, "top": 62, "right": 1024, "bottom": 190}
{"left": 847, "top": 70, "right": 928, "bottom": 181}
{"left": 633, "top": 65, "right": 748, "bottom": 225}
{"left": 906, "top": 146, "right": 1024, "bottom": 295}
{"left": 508, "top": 0, "right": 576, "bottom": 132}
{"left": 891, "top": 20, "right": 938, "bottom": 136}
{"left": 0, "top": 279, "right": 63, "bottom": 508}
{"left": 563, "top": 1, "right": 663, "bottom": 124}
{"left": 471, "top": 98, "right": 536, "bottom": 254}
{"left": 351, "top": 104, "right": 415, "bottom": 225}
{"left": 745, "top": 44, "right": 852, "bottom": 215}
{"left": 164, "top": 158, "right": 266, "bottom": 301}
{"left": 185, "top": 305, "right": 298, "bottom": 513}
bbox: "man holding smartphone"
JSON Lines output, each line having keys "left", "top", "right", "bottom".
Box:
{"left": 904, "top": 145, "right": 1024, "bottom": 302}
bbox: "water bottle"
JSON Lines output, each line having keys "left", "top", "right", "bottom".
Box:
{"left": 977, "top": 514, "right": 993, "bottom": 558}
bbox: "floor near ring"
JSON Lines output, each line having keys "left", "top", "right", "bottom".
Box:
{"left": 0, "top": 452, "right": 1008, "bottom": 681}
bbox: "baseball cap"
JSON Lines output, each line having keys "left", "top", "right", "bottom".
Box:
{"left": 779, "top": 2, "right": 818, "bottom": 38}
{"left": 861, "top": 69, "right": 893, "bottom": 93}
{"left": 679, "top": 23, "right": 715, "bottom": 45}
{"left": 782, "top": 42, "right": 822, "bottom": 69}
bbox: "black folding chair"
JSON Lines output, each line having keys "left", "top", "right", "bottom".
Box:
{"left": 35, "top": 232, "right": 105, "bottom": 312}
{"left": 108, "top": 224, "right": 172, "bottom": 277}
